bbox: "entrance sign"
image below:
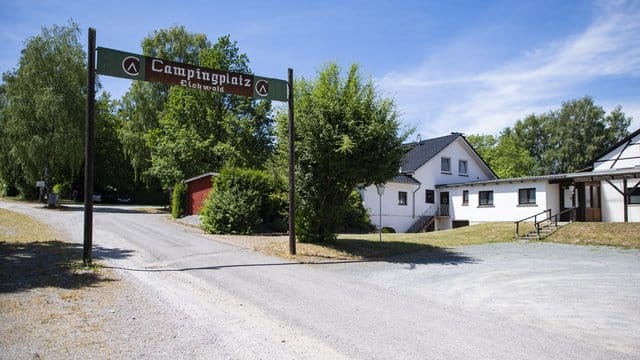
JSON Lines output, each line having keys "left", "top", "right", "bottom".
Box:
{"left": 96, "top": 47, "right": 288, "bottom": 102}
{"left": 84, "top": 31, "right": 296, "bottom": 265}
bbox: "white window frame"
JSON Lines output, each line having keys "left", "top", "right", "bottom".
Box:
{"left": 441, "top": 157, "right": 451, "bottom": 174}
{"left": 458, "top": 160, "right": 468, "bottom": 176}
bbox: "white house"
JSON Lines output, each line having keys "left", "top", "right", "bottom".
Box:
{"left": 363, "top": 129, "right": 640, "bottom": 233}
{"left": 361, "top": 133, "right": 497, "bottom": 232}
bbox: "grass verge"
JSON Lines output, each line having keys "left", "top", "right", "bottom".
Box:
{"left": 256, "top": 222, "right": 521, "bottom": 261}
{"left": 545, "top": 222, "right": 640, "bottom": 249}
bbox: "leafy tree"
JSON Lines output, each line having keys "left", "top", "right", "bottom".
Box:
{"left": 146, "top": 36, "right": 273, "bottom": 188}
{"left": 94, "top": 93, "right": 135, "bottom": 193}
{"left": 117, "top": 26, "right": 211, "bottom": 183}
{"left": 279, "top": 63, "right": 409, "bottom": 243}
{"left": 1, "top": 22, "right": 86, "bottom": 198}
{"left": 511, "top": 97, "right": 631, "bottom": 174}
{"left": 467, "top": 132, "right": 534, "bottom": 178}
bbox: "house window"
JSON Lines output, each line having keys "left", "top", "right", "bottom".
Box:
{"left": 479, "top": 191, "right": 493, "bottom": 206}
{"left": 462, "top": 190, "right": 469, "bottom": 205}
{"left": 518, "top": 188, "right": 536, "bottom": 205}
{"left": 398, "top": 191, "right": 408, "bottom": 205}
{"left": 458, "top": 160, "right": 468, "bottom": 176}
{"left": 425, "top": 189, "right": 435, "bottom": 203}
{"left": 630, "top": 187, "right": 640, "bottom": 205}
{"left": 441, "top": 157, "right": 451, "bottom": 173}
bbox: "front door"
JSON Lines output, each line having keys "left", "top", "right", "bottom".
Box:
{"left": 585, "top": 182, "right": 602, "bottom": 222}
{"left": 440, "top": 192, "right": 449, "bottom": 216}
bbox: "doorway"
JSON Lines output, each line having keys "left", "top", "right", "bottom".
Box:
{"left": 439, "top": 192, "right": 449, "bottom": 216}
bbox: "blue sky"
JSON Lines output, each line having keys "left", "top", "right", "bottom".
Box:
{"left": 1, "top": 0, "right": 638, "bottom": 138}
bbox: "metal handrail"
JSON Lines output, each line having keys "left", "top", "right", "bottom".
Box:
{"left": 515, "top": 209, "right": 551, "bottom": 236}
{"left": 516, "top": 207, "right": 576, "bottom": 239}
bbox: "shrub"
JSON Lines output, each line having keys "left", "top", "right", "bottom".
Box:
{"left": 340, "top": 190, "right": 375, "bottom": 233}
{"left": 171, "top": 182, "right": 187, "bottom": 219}
{"left": 200, "top": 168, "right": 273, "bottom": 234}
{"left": 382, "top": 227, "right": 396, "bottom": 233}
{"left": 53, "top": 182, "right": 72, "bottom": 199}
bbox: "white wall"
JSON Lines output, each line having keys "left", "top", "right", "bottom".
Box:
{"left": 593, "top": 132, "right": 640, "bottom": 171}
{"left": 446, "top": 181, "right": 557, "bottom": 223}
{"left": 601, "top": 179, "right": 640, "bottom": 222}
{"left": 363, "top": 182, "right": 421, "bottom": 232}
{"left": 409, "top": 138, "right": 496, "bottom": 222}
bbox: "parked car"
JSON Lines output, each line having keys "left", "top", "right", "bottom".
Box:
{"left": 117, "top": 194, "right": 131, "bottom": 203}
{"left": 92, "top": 192, "right": 102, "bottom": 202}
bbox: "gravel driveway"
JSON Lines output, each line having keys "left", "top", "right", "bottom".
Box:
{"left": 2, "top": 201, "right": 639, "bottom": 359}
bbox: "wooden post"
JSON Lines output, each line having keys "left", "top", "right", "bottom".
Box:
{"left": 287, "top": 68, "right": 296, "bottom": 255}
{"left": 83, "top": 28, "right": 96, "bottom": 266}
{"left": 623, "top": 178, "right": 628, "bottom": 223}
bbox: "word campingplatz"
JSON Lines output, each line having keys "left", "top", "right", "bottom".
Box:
{"left": 150, "top": 59, "right": 252, "bottom": 87}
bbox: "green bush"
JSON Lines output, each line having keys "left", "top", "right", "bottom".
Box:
{"left": 382, "top": 227, "right": 396, "bottom": 233}
{"left": 340, "top": 190, "right": 375, "bottom": 233}
{"left": 200, "top": 168, "right": 273, "bottom": 235}
{"left": 171, "top": 182, "right": 187, "bottom": 219}
{"left": 53, "top": 182, "right": 72, "bottom": 199}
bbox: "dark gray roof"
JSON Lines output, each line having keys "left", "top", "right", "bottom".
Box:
{"left": 400, "top": 133, "right": 460, "bottom": 173}
{"left": 390, "top": 173, "right": 420, "bottom": 185}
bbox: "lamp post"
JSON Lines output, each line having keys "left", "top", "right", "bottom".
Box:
{"left": 376, "top": 184, "right": 385, "bottom": 243}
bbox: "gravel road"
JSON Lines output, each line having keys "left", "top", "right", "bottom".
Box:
{"left": 2, "top": 201, "right": 639, "bottom": 359}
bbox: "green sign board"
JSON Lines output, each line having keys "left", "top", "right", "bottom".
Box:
{"left": 96, "top": 47, "right": 288, "bottom": 102}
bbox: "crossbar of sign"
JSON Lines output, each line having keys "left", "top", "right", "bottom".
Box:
{"left": 96, "top": 47, "right": 288, "bottom": 102}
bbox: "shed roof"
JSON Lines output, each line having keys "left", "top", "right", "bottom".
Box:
{"left": 184, "top": 172, "right": 220, "bottom": 184}
{"left": 390, "top": 173, "right": 421, "bottom": 185}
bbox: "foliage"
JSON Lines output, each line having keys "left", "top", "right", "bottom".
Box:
{"left": 53, "top": 182, "right": 72, "bottom": 198}
{"left": 144, "top": 35, "right": 274, "bottom": 188}
{"left": 171, "top": 182, "right": 187, "bottom": 219}
{"left": 1, "top": 22, "right": 86, "bottom": 197}
{"left": 117, "top": 25, "right": 212, "bottom": 183}
{"left": 200, "top": 168, "right": 273, "bottom": 234}
{"left": 467, "top": 132, "right": 534, "bottom": 178}
{"left": 339, "top": 190, "right": 375, "bottom": 233}
{"left": 469, "top": 97, "right": 632, "bottom": 177}
{"left": 510, "top": 97, "right": 631, "bottom": 174}
{"left": 95, "top": 93, "right": 135, "bottom": 193}
{"left": 381, "top": 227, "right": 396, "bottom": 233}
{"left": 278, "top": 63, "right": 409, "bottom": 243}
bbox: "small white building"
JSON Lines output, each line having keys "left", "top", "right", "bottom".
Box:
{"left": 363, "top": 129, "right": 640, "bottom": 233}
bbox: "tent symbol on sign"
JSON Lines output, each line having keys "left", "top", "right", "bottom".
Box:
{"left": 122, "top": 56, "right": 140, "bottom": 76}
{"left": 255, "top": 79, "right": 269, "bottom": 97}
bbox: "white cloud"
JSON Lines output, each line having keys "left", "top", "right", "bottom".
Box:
{"left": 378, "top": 0, "right": 640, "bottom": 138}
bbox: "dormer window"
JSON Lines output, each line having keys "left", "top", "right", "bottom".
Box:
{"left": 441, "top": 157, "right": 451, "bottom": 174}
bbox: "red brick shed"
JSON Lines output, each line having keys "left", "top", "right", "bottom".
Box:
{"left": 184, "top": 172, "right": 219, "bottom": 215}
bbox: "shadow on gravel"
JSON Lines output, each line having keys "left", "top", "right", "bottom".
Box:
{"left": 323, "top": 239, "right": 478, "bottom": 266}
{"left": 105, "top": 244, "right": 476, "bottom": 273}
{"left": 0, "top": 240, "right": 134, "bottom": 293}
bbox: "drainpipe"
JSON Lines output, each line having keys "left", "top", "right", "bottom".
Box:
{"left": 412, "top": 180, "right": 422, "bottom": 218}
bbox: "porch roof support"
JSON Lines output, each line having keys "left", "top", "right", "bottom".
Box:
{"left": 605, "top": 177, "right": 640, "bottom": 223}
